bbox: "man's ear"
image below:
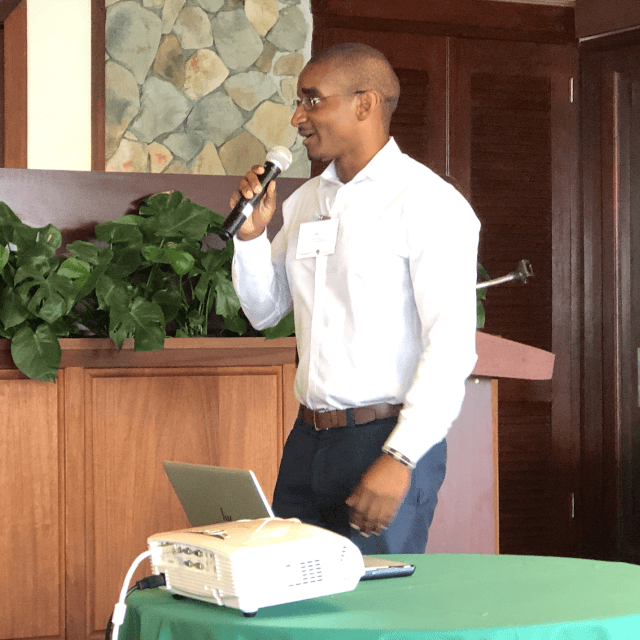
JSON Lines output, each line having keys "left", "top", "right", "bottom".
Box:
{"left": 355, "top": 90, "right": 381, "bottom": 122}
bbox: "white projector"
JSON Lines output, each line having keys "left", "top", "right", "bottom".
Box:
{"left": 147, "top": 518, "right": 365, "bottom": 616}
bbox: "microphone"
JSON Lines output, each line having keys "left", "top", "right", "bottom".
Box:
{"left": 219, "top": 146, "right": 293, "bottom": 241}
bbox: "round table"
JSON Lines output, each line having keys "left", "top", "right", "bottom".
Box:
{"left": 119, "top": 554, "right": 640, "bottom": 639}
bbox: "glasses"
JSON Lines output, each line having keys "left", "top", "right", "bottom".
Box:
{"left": 295, "top": 90, "right": 366, "bottom": 112}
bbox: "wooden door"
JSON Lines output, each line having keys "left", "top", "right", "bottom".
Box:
{"left": 581, "top": 39, "right": 640, "bottom": 563}
{"left": 450, "top": 38, "right": 579, "bottom": 557}
{"left": 307, "top": 23, "right": 580, "bottom": 556}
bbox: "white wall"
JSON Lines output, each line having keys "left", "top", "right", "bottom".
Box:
{"left": 27, "top": 0, "right": 92, "bottom": 170}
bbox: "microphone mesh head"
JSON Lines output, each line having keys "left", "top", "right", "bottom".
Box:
{"left": 266, "top": 146, "right": 293, "bottom": 172}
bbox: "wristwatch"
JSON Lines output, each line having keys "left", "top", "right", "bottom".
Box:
{"left": 382, "top": 445, "right": 416, "bottom": 470}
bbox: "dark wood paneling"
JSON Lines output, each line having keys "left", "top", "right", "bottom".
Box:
{"left": 1, "top": 24, "right": 4, "bottom": 167}
{"left": 312, "top": 0, "right": 575, "bottom": 44}
{"left": 451, "top": 38, "right": 579, "bottom": 557}
{"left": 2, "top": 0, "right": 26, "bottom": 168}
{"left": 581, "top": 40, "right": 640, "bottom": 563}
{"left": 471, "top": 72, "right": 553, "bottom": 351}
{"left": 498, "top": 384, "right": 553, "bottom": 555}
{"left": 391, "top": 68, "right": 431, "bottom": 168}
{"left": 0, "top": 0, "right": 21, "bottom": 22}
{"left": 0, "top": 168, "right": 305, "bottom": 246}
{"left": 575, "top": 0, "right": 640, "bottom": 39}
{"left": 92, "top": 0, "right": 105, "bottom": 171}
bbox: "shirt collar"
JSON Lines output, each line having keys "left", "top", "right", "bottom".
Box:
{"left": 320, "top": 137, "right": 402, "bottom": 187}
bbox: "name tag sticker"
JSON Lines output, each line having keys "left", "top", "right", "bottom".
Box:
{"left": 296, "top": 219, "right": 339, "bottom": 259}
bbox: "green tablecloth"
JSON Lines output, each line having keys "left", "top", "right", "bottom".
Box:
{"left": 119, "top": 554, "right": 640, "bottom": 639}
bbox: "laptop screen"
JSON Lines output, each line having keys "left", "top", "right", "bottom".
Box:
{"left": 163, "top": 461, "right": 274, "bottom": 527}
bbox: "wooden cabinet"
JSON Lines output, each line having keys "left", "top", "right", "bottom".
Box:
{"left": 0, "top": 337, "right": 298, "bottom": 640}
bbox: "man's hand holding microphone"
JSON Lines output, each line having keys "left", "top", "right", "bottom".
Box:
{"left": 220, "top": 146, "right": 292, "bottom": 242}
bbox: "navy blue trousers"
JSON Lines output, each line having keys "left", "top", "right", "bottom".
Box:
{"left": 272, "top": 414, "right": 447, "bottom": 554}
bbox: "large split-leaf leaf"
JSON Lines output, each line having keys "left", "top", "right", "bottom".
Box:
{"left": 10, "top": 324, "right": 61, "bottom": 382}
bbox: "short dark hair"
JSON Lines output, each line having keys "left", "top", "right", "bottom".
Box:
{"left": 308, "top": 43, "right": 400, "bottom": 132}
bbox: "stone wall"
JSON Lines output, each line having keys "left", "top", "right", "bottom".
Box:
{"left": 104, "top": 0, "right": 312, "bottom": 177}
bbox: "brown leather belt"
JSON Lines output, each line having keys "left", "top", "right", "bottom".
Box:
{"left": 298, "top": 402, "right": 402, "bottom": 431}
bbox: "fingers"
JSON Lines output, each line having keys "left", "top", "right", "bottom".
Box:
{"left": 347, "top": 496, "right": 393, "bottom": 537}
{"left": 230, "top": 166, "right": 277, "bottom": 241}
{"left": 345, "top": 454, "right": 412, "bottom": 537}
{"left": 229, "top": 165, "right": 267, "bottom": 209}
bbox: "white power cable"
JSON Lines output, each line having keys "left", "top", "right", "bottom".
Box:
{"left": 110, "top": 549, "right": 154, "bottom": 640}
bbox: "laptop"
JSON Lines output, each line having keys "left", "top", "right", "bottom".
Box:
{"left": 163, "top": 461, "right": 415, "bottom": 581}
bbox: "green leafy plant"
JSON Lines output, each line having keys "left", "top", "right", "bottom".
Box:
{"left": 0, "top": 192, "right": 293, "bottom": 382}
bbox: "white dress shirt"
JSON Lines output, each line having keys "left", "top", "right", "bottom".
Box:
{"left": 232, "top": 138, "right": 480, "bottom": 464}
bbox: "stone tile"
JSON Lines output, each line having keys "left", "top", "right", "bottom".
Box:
{"left": 142, "top": 0, "right": 163, "bottom": 7}
{"left": 224, "top": 70, "right": 278, "bottom": 112}
{"left": 162, "top": 0, "right": 186, "bottom": 34}
{"left": 244, "top": 101, "right": 297, "bottom": 150}
{"left": 148, "top": 142, "right": 174, "bottom": 173}
{"left": 190, "top": 141, "right": 226, "bottom": 175}
{"left": 196, "top": 0, "right": 224, "bottom": 12}
{"left": 245, "top": 0, "right": 278, "bottom": 37}
{"left": 106, "top": 0, "right": 123, "bottom": 7}
{"left": 153, "top": 33, "right": 186, "bottom": 88}
{"left": 186, "top": 91, "right": 244, "bottom": 146}
{"left": 106, "top": 1, "right": 163, "bottom": 84}
{"left": 163, "top": 131, "right": 204, "bottom": 162}
{"left": 164, "top": 160, "right": 191, "bottom": 174}
{"left": 211, "top": 9, "right": 263, "bottom": 71}
{"left": 173, "top": 6, "right": 214, "bottom": 49}
{"left": 105, "top": 61, "right": 140, "bottom": 161}
{"left": 279, "top": 76, "right": 298, "bottom": 105}
{"left": 266, "top": 5, "right": 308, "bottom": 52}
{"left": 129, "top": 76, "right": 192, "bottom": 143}
{"left": 184, "top": 49, "right": 229, "bottom": 100}
{"left": 273, "top": 52, "right": 304, "bottom": 76}
{"left": 106, "top": 137, "right": 149, "bottom": 172}
{"left": 219, "top": 131, "right": 267, "bottom": 176}
{"left": 254, "top": 41, "right": 277, "bottom": 74}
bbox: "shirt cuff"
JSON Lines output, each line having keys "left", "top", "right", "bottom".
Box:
{"left": 381, "top": 445, "right": 417, "bottom": 470}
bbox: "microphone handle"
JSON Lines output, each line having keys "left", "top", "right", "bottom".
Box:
{"left": 219, "top": 161, "right": 282, "bottom": 241}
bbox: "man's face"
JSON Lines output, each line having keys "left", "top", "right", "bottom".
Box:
{"left": 291, "top": 61, "right": 360, "bottom": 164}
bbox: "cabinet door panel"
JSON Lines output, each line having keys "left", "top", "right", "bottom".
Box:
{"left": 0, "top": 375, "right": 61, "bottom": 640}
{"left": 69, "top": 368, "right": 281, "bottom": 637}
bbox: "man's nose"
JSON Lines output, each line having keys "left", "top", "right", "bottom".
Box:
{"left": 291, "top": 103, "right": 306, "bottom": 127}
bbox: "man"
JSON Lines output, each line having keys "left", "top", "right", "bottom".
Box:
{"left": 230, "top": 43, "right": 480, "bottom": 553}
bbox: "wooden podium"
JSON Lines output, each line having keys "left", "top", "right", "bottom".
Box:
{"left": 426, "top": 331, "right": 555, "bottom": 554}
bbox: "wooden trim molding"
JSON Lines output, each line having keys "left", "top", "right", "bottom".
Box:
{"left": 311, "top": 0, "right": 576, "bottom": 44}
{"left": 0, "top": 336, "right": 298, "bottom": 372}
{"left": 2, "top": 0, "right": 26, "bottom": 168}
{"left": 91, "top": 0, "right": 105, "bottom": 171}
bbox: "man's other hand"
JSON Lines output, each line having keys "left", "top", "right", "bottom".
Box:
{"left": 345, "top": 454, "right": 412, "bottom": 537}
